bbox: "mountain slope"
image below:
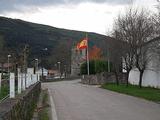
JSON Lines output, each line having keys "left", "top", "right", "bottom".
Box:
{"left": 0, "top": 16, "right": 113, "bottom": 68}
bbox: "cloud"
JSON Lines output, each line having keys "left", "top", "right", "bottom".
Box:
{"left": 0, "top": 0, "right": 133, "bottom": 13}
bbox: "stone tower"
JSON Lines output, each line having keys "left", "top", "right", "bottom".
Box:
{"left": 71, "top": 47, "right": 86, "bottom": 76}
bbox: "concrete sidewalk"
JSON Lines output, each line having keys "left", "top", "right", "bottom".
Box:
{"left": 42, "top": 79, "right": 160, "bottom": 120}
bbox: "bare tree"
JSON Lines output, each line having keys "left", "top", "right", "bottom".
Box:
{"left": 153, "top": 0, "right": 160, "bottom": 34}
{"left": 112, "top": 9, "right": 137, "bottom": 86}
{"left": 109, "top": 38, "right": 123, "bottom": 85}
{"left": 0, "top": 35, "right": 10, "bottom": 76}
{"left": 113, "top": 7, "right": 155, "bottom": 87}
{"left": 48, "top": 41, "right": 72, "bottom": 76}
{"left": 112, "top": 29, "right": 135, "bottom": 86}
{"left": 132, "top": 9, "right": 154, "bottom": 88}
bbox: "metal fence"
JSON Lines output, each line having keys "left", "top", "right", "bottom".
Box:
{"left": 0, "top": 73, "right": 40, "bottom": 103}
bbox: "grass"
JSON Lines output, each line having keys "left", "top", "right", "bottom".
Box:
{"left": 39, "top": 109, "right": 49, "bottom": 120}
{"left": 102, "top": 83, "right": 160, "bottom": 102}
{"left": 38, "top": 90, "right": 50, "bottom": 120}
{"left": 0, "top": 85, "right": 9, "bottom": 100}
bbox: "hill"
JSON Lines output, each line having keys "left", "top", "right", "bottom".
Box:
{"left": 0, "top": 16, "right": 113, "bottom": 69}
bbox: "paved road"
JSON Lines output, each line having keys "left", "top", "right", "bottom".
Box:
{"left": 42, "top": 79, "right": 160, "bottom": 120}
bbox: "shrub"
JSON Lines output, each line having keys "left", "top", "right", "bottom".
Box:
{"left": 80, "top": 60, "right": 112, "bottom": 75}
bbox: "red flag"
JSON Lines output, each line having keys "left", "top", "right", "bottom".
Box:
{"left": 77, "top": 38, "right": 88, "bottom": 50}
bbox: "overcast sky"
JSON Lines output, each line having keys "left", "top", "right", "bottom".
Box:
{"left": 0, "top": 0, "right": 158, "bottom": 35}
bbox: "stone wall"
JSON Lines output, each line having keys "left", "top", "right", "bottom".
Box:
{"left": 81, "top": 72, "right": 126, "bottom": 85}
{"left": 1, "top": 80, "right": 9, "bottom": 86}
{"left": 0, "top": 82, "right": 41, "bottom": 120}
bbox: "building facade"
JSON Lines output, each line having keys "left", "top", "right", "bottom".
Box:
{"left": 71, "top": 47, "right": 86, "bottom": 76}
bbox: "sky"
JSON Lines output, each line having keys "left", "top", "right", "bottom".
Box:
{"left": 0, "top": 0, "right": 159, "bottom": 35}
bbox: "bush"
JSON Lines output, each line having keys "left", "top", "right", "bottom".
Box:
{"left": 80, "top": 60, "right": 112, "bottom": 75}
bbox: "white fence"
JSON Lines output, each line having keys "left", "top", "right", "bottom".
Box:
{"left": 0, "top": 72, "right": 40, "bottom": 100}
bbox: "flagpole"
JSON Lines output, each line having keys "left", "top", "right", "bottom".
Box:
{"left": 107, "top": 43, "right": 110, "bottom": 72}
{"left": 86, "top": 33, "right": 90, "bottom": 75}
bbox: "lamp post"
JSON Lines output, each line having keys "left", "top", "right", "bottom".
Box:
{"left": 64, "top": 65, "right": 67, "bottom": 78}
{"left": 57, "top": 62, "right": 61, "bottom": 78}
{"left": 41, "top": 48, "right": 48, "bottom": 79}
{"left": 35, "top": 58, "right": 38, "bottom": 73}
{"left": 54, "top": 64, "right": 57, "bottom": 69}
{"left": 7, "top": 54, "right": 11, "bottom": 74}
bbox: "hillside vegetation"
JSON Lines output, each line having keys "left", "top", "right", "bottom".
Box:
{"left": 0, "top": 16, "right": 113, "bottom": 69}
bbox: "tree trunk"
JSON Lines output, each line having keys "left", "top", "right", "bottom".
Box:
{"left": 1, "top": 63, "right": 4, "bottom": 76}
{"left": 126, "top": 71, "right": 130, "bottom": 87}
{"left": 42, "top": 67, "right": 44, "bottom": 79}
{"left": 115, "top": 72, "right": 119, "bottom": 85}
{"left": 139, "top": 70, "right": 144, "bottom": 88}
{"left": 15, "top": 63, "right": 18, "bottom": 86}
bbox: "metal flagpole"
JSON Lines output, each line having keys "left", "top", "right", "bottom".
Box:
{"left": 107, "top": 43, "right": 110, "bottom": 72}
{"left": 108, "top": 53, "right": 110, "bottom": 72}
{"left": 86, "top": 33, "right": 90, "bottom": 75}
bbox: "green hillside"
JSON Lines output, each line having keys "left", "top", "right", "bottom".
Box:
{"left": 0, "top": 16, "right": 113, "bottom": 69}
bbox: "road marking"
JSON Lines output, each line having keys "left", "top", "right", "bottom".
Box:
{"left": 48, "top": 89, "right": 58, "bottom": 120}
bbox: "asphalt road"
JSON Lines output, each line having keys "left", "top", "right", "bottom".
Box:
{"left": 42, "top": 79, "right": 160, "bottom": 120}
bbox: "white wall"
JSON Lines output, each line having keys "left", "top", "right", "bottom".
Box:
{"left": 128, "top": 47, "right": 160, "bottom": 89}
{"left": 129, "top": 69, "right": 160, "bottom": 88}
{"left": 142, "top": 70, "right": 159, "bottom": 88}
{"left": 36, "top": 68, "right": 48, "bottom": 76}
{"left": 27, "top": 68, "right": 34, "bottom": 74}
{"left": 129, "top": 68, "right": 140, "bottom": 85}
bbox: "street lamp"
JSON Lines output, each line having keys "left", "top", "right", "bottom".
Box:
{"left": 57, "top": 62, "right": 61, "bottom": 78}
{"left": 64, "top": 65, "right": 67, "bottom": 78}
{"left": 7, "top": 54, "right": 11, "bottom": 74}
{"left": 35, "top": 58, "right": 38, "bottom": 73}
{"left": 41, "top": 48, "right": 48, "bottom": 78}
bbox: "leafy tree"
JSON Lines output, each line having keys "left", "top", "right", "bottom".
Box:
{"left": 89, "top": 46, "right": 102, "bottom": 60}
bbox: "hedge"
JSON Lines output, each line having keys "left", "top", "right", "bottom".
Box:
{"left": 80, "top": 60, "right": 112, "bottom": 75}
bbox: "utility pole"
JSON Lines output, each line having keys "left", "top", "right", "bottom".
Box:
{"left": 7, "top": 54, "right": 11, "bottom": 74}
{"left": 23, "top": 45, "right": 29, "bottom": 73}
{"left": 58, "top": 62, "right": 61, "bottom": 78}
{"left": 35, "top": 58, "right": 38, "bottom": 74}
{"left": 107, "top": 42, "right": 110, "bottom": 72}
{"left": 23, "top": 45, "right": 29, "bottom": 88}
{"left": 64, "top": 65, "right": 67, "bottom": 78}
{"left": 41, "top": 48, "right": 48, "bottom": 79}
{"left": 86, "top": 33, "right": 90, "bottom": 75}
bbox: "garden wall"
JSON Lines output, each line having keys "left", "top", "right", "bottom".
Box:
{"left": 0, "top": 82, "right": 41, "bottom": 120}
{"left": 81, "top": 72, "right": 126, "bottom": 85}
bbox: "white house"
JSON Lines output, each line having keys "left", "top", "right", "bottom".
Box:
{"left": 36, "top": 68, "right": 48, "bottom": 76}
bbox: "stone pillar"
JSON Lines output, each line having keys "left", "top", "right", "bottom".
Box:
{"left": 37, "top": 73, "right": 40, "bottom": 81}
{"left": 25, "top": 74, "right": 29, "bottom": 88}
{"left": 31, "top": 74, "right": 36, "bottom": 85}
{"left": 33, "top": 74, "right": 37, "bottom": 84}
{"left": 22, "top": 73, "right": 26, "bottom": 90}
{"left": 36, "top": 74, "right": 38, "bottom": 83}
{"left": 10, "top": 73, "right": 15, "bottom": 98}
{"left": 28, "top": 74, "right": 32, "bottom": 86}
{"left": 31, "top": 74, "right": 33, "bottom": 85}
{"left": 18, "top": 73, "right": 22, "bottom": 94}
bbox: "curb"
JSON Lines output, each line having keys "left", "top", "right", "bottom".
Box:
{"left": 48, "top": 89, "right": 58, "bottom": 120}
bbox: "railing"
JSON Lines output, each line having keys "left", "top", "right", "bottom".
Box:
{"left": 0, "top": 76, "right": 9, "bottom": 102}
{"left": 0, "top": 73, "right": 40, "bottom": 103}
